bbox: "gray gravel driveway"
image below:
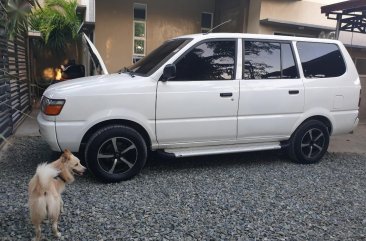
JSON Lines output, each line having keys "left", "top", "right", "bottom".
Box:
{"left": 0, "top": 137, "right": 365, "bottom": 240}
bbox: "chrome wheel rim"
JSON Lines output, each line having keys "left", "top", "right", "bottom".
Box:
{"left": 97, "top": 137, "right": 138, "bottom": 174}
{"left": 300, "top": 128, "right": 325, "bottom": 159}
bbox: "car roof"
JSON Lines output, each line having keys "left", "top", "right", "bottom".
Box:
{"left": 173, "top": 33, "right": 341, "bottom": 44}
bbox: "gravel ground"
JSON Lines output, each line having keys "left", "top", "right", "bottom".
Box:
{"left": 0, "top": 137, "right": 365, "bottom": 241}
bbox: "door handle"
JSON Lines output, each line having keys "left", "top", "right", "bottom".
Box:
{"left": 289, "top": 90, "right": 299, "bottom": 95}
{"left": 220, "top": 92, "right": 233, "bottom": 97}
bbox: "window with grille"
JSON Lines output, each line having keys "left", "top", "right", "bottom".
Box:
{"left": 133, "top": 3, "right": 147, "bottom": 62}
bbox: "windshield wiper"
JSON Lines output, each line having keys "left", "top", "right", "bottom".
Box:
{"left": 120, "top": 67, "right": 135, "bottom": 77}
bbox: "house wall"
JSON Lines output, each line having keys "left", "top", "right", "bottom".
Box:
{"left": 259, "top": 0, "right": 336, "bottom": 32}
{"left": 214, "top": 0, "right": 249, "bottom": 33}
{"left": 245, "top": 0, "right": 337, "bottom": 35}
{"left": 95, "top": 0, "right": 215, "bottom": 72}
{"left": 247, "top": 0, "right": 262, "bottom": 33}
{"left": 347, "top": 47, "right": 366, "bottom": 122}
{"left": 259, "top": 24, "right": 324, "bottom": 37}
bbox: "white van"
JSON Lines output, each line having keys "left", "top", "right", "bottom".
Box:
{"left": 38, "top": 33, "right": 361, "bottom": 182}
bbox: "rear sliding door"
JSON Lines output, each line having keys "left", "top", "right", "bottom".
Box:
{"left": 237, "top": 39, "right": 304, "bottom": 142}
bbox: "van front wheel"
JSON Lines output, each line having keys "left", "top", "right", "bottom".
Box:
{"left": 85, "top": 125, "right": 147, "bottom": 182}
{"left": 288, "top": 120, "right": 330, "bottom": 164}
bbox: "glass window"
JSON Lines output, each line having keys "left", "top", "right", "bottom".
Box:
{"left": 134, "top": 22, "right": 145, "bottom": 37}
{"left": 201, "top": 13, "right": 213, "bottom": 29}
{"left": 297, "top": 42, "right": 346, "bottom": 78}
{"left": 127, "top": 39, "right": 191, "bottom": 76}
{"left": 134, "top": 39, "right": 145, "bottom": 55}
{"left": 174, "top": 40, "right": 236, "bottom": 81}
{"left": 244, "top": 41, "right": 281, "bottom": 79}
{"left": 134, "top": 4, "right": 146, "bottom": 20}
{"left": 243, "top": 41, "right": 299, "bottom": 79}
{"left": 281, "top": 43, "right": 299, "bottom": 79}
{"left": 133, "top": 3, "right": 147, "bottom": 58}
{"left": 132, "top": 56, "right": 143, "bottom": 64}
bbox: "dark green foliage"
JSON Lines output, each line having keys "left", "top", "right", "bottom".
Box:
{"left": 0, "top": 0, "right": 38, "bottom": 39}
{"left": 29, "top": 0, "right": 81, "bottom": 52}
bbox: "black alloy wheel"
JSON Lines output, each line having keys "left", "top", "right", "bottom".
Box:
{"left": 85, "top": 125, "right": 147, "bottom": 182}
{"left": 288, "top": 120, "right": 330, "bottom": 164}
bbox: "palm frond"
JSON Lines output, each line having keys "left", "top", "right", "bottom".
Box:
{"left": 0, "top": 0, "right": 38, "bottom": 39}
{"left": 29, "top": 0, "right": 81, "bottom": 52}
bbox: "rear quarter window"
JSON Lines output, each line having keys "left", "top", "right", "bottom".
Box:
{"left": 297, "top": 42, "right": 346, "bottom": 78}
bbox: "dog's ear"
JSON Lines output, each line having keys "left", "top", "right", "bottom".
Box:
{"left": 61, "top": 149, "right": 72, "bottom": 162}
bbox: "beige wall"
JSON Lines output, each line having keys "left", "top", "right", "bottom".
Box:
{"left": 95, "top": 0, "right": 215, "bottom": 72}
{"left": 247, "top": 0, "right": 262, "bottom": 33}
{"left": 259, "top": 0, "right": 336, "bottom": 30}
{"left": 244, "top": 0, "right": 337, "bottom": 36}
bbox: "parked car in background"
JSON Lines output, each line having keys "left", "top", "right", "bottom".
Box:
{"left": 38, "top": 33, "right": 361, "bottom": 182}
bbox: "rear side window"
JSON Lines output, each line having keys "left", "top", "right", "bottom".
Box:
{"left": 243, "top": 41, "right": 299, "bottom": 79}
{"left": 174, "top": 40, "right": 236, "bottom": 81}
{"left": 297, "top": 42, "right": 346, "bottom": 78}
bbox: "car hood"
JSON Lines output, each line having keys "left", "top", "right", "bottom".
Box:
{"left": 82, "top": 33, "right": 109, "bottom": 75}
{"left": 44, "top": 73, "right": 144, "bottom": 99}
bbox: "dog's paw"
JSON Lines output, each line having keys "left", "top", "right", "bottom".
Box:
{"left": 55, "top": 232, "right": 62, "bottom": 238}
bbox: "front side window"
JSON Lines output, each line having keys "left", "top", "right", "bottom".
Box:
{"left": 297, "top": 42, "right": 346, "bottom": 78}
{"left": 174, "top": 40, "right": 236, "bottom": 81}
{"left": 243, "top": 41, "right": 299, "bottom": 80}
{"left": 127, "top": 39, "right": 191, "bottom": 76}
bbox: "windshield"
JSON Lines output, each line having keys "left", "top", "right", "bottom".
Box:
{"left": 123, "top": 38, "right": 192, "bottom": 76}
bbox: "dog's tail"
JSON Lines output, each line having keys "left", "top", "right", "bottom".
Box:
{"left": 35, "top": 163, "right": 59, "bottom": 190}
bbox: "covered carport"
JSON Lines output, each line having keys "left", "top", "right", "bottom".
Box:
{"left": 322, "top": 0, "right": 366, "bottom": 123}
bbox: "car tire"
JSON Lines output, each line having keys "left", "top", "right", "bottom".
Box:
{"left": 288, "top": 120, "right": 330, "bottom": 164}
{"left": 85, "top": 125, "right": 147, "bottom": 182}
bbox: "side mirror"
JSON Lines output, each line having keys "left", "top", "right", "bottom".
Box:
{"left": 161, "top": 64, "right": 176, "bottom": 81}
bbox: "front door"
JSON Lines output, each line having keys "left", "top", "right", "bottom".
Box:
{"left": 156, "top": 39, "right": 239, "bottom": 147}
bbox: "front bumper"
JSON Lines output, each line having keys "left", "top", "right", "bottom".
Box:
{"left": 37, "top": 113, "right": 61, "bottom": 152}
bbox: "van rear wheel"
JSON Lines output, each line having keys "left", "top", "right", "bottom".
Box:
{"left": 288, "top": 120, "right": 329, "bottom": 164}
{"left": 85, "top": 125, "right": 147, "bottom": 182}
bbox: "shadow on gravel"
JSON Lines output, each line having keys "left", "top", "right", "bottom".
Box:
{"left": 146, "top": 149, "right": 291, "bottom": 172}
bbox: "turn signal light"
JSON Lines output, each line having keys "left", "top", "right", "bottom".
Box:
{"left": 41, "top": 97, "right": 65, "bottom": 116}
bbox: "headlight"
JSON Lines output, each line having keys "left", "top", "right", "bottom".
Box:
{"left": 41, "top": 97, "right": 66, "bottom": 116}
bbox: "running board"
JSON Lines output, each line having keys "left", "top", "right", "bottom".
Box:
{"left": 162, "top": 142, "right": 282, "bottom": 158}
